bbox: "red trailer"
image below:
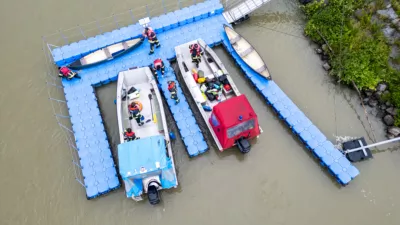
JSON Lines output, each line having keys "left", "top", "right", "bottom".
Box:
{"left": 209, "top": 95, "right": 261, "bottom": 153}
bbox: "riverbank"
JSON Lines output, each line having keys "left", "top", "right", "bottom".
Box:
{"left": 299, "top": 0, "right": 400, "bottom": 139}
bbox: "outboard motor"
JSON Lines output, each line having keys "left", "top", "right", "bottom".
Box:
{"left": 236, "top": 136, "right": 251, "bottom": 154}
{"left": 147, "top": 180, "right": 161, "bottom": 205}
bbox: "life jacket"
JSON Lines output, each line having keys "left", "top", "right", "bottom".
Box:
{"left": 60, "top": 67, "right": 70, "bottom": 76}
{"left": 144, "top": 28, "right": 156, "bottom": 40}
{"left": 191, "top": 48, "right": 200, "bottom": 58}
{"left": 190, "top": 44, "right": 201, "bottom": 54}
{"left": 154, "top": 58, "right": 163, "bottom": 69}
{"left": 129, "top": 103, "right": 139, "bottom": 111}
{"left": 168, "top": 82, "right": 176, "bottom": 91}
{"left": 125, "top": 131, "right": 135, "bottom": 137}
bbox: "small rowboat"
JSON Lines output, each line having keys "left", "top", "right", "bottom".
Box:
{"left": 68, "top": 38, "right": 143, "bottom": 69}
{"left": 224, "top": 25, "right": 271, "bottom": 80}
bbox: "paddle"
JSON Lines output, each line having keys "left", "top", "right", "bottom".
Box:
{"left": 148, "top": 93, "right": 157, "bottom": 124}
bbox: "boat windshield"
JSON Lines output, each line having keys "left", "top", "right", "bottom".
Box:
{"left": 227, "top": 119, "right": 255, "bottom": 139}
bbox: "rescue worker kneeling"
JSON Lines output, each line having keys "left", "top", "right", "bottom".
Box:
{"left": 167, "top": 81, "right": 180, "bottom": 104}
{"left": 189, "top": 44, "right": 203, "bottom": 68}
{"left": 129, "top": 102, "right": 144, "bottom": 126}
{"left": 124, "top": 128, "right": 139, "bottom": 142}
{"left": 58, "top": 66, "right": 80, "bottom": 80}
{"left": 142, "top": 27, "right": 161, "bottom": 55}
{"left": 151, "top": 58, "right": 165, "bottom": 77}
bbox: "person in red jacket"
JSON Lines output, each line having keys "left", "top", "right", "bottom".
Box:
{"left": 189, "top": 43, "right": 203, "bottom": 56}
{"left": 151, "top": 58, "right": 165, "bottom": 76}
{"left": 167, "top": 81, "right": 180, "bottom": 104}
{"left": 189, "top": 43, "right": 203, "bottom": 68}
{"left": 124, "top": 128, "right": 139, "bottom": 141}
{"left": 142, "top": 27, "right": 161, "bottom": 55}
{"left": 58, "top": 66, "right": 80, "bottom": 80}
{"left": 129, "top": 102, "right": 144, "bottom": 126}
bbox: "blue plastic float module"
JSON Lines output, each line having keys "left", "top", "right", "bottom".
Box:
{"left": 155, "top": 60, "right": 209, "bottom": 157}
{"left": 221, "top": 33, "right": 360, "bottom": 185}
{"left": 61, "top": 11, "right": 230, "bottom": 198}
{"left": 63, "top": 15, "right": 228, "bottom": 160}
{"left": 51, "top": 0, "right": 224, "bottom": 66}
{"left": 63, "top": 83, "right": 120, "bottom": 199}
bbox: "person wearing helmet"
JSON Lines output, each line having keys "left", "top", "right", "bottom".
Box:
{"left": 151, "top": 58, "right": 165, "bottom": 76}
{"left": 58, "top": 66, "right": 80, "bottom": 80}
{"left": 124, "top": 128, "right": 139, "bottom": 141}
{"left": 167, "top": 81, "right": 180, "bottom": 104}
{"left": 189, "top": 44, "right": 203, "bottom": 68}
{"left": 142, "top": 26, "right": 161, "bottom": 55}
{"left": 189, "top": 43, "right": 203, "bottom": 56}
{"left": 129, "top": 102, "right": 144, "bottom": 126}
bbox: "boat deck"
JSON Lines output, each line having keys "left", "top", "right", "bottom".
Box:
{"left": 175, "top": 39, "right": 239, "bottom": 150}
{"left": 51, "top": 0, "right": 359, "bottom": 199}
{"left": 121, "top": 83, "right": 162, "bottom": 139}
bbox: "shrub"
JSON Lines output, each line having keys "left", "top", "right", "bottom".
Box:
{"left": 392, "top": 0, "right": 400, "bottom": 16}
{"left": 304, "top": 0, "right": 389, "bottom": 89}
{"left": 303, "top": 0, "right": 400, "bottom": 122}
{"left": 300, "top": 0, "right": 325, "bottom": 18}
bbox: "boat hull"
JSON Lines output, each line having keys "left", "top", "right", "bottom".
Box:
{"left": 116, "top": 67, "right": 178, "bottom": 201}
{"left": 175, "top": 39, "right": 242, "bottom": 151}
{"left": 224, "top": 25, "right": 272, "bottom": 80}
{"left": 68, "top": 38, "right": 143, "bottom": 70}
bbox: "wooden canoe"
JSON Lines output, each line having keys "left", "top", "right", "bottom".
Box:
{"left": 224, "top": 25, "right": 272, "bottom": 80}
{"left": 68, "top": 37, "right": 143, "bottom": 70}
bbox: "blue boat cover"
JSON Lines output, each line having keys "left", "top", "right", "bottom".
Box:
{"left": 118, "top": 135, "right": 168, "bottom": 180}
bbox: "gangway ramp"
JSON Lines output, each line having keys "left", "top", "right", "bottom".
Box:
{"left": 223, "top": 0, "right": 272, "bottom": 24}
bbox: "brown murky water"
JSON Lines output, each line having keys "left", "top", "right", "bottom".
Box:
{"left": 1, "top": 0, "right": 400, "bottom": 224}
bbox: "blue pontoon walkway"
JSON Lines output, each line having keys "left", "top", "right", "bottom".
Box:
{"left": 221, "top": 34, "right": 360, "bottom": 185}
{"left": 53, "top": 0, "right": 224, "bottom": 198}
{"left": 51, "top": 0, "right": 359, "bottom": 199}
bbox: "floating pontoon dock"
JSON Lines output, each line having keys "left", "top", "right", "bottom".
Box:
{"left": 222, "top": 33, "right": 359, "bottom": 185}
{"left": 48, "top": 0, "right": 359, "bottom": 199}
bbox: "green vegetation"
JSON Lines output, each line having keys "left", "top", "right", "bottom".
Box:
{"left": 302, "top": 0, "right": 400, "bottom": 126}
{"left": 392, "top": 0, "right": 400, "bottom": 16}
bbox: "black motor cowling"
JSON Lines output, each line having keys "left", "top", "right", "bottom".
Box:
{"left": 236, "top": 137, "right": 251, "bottom": 154}
{"left": 147, "top": 181, "right": 161, "bottom": 205}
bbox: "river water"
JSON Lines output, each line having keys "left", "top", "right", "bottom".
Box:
{"left": 1, "top": 0, "right": 400, "bottom": 224}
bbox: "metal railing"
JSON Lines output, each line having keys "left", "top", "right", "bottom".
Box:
{"left": 42, "top": 36, "right": 86, "bottom": 187}
{"left": 223, "top": 0, "right": 271, "bottom": 23}
{"left": 42, "top": 0, "right": 211, "bottom": 190}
